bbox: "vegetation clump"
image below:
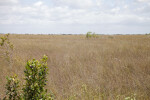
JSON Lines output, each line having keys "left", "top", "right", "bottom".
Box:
{"left": 86, "top": 31, "right": 98, "bottom": 38}
{"left": 3, "top": 74, "right": 21, "bottom": 100}
{"left": 3, "top": 55, "right": 55, "bottom": 100}
{"left": 145, "top": 33, "right": 150, "bottom": 35}
{"left": 0, "top": 34, "right": 14, "bottom": 67}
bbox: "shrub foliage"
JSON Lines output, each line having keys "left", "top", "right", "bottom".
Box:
{"left": 0, "top": 34, "right": 14, "bottom": 67}
{"left": 3, "top": 55, "right": 54, "bottom": 100}
{"left": 3, "top": 75, "right": 21, "bottom": 100}
{"left": 86, "top": 31, "right": 98, "bottom": 38}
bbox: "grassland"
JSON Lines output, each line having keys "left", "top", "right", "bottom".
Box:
{"left": 0, "top": 34, "right": 150, "bottom": 100}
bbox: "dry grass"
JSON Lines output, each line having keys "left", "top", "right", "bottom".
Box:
{"left": 0, "top": 34, "right": 150, "bottom": 99}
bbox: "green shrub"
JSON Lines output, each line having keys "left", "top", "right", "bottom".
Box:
{"left": 23, "top": 55, "right": 53, "bottom": 100}
{"left": 86, "top": 32, "right": 98, "bottom": 38}
{"left": 3, "top": 74, "right": 21, "bottom": 100}
{"left": 86, "top": 32, "right": 92, "bottom": 38}
{"left": 124, "top": 93, "right": 136, "bottom": 100}
{"left": 0, "top": 33, "right": 14, "bottom": 67}
{"left": 3, "top": 55, "right": 55, "bottom": 100}
{"left": 145, "top": 33, "right": 150, "bottom": 35}
{"left": 0, "top": 33, "right": 14, "bottom": 53}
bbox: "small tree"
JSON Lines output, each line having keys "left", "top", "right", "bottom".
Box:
{"left": 3, "top": 74, "right": 21, "bottom": 100}
{"left": 23, "top": 55, "right": 53, "bottom": 100}
{"left": 86, "top": 32, "right": 98, "bottom": 38}
{"left": 0, "top": 34, "right": 14, "bottom": 68}
{"left": 3, "top": 55, "right": 55, "bottom": 100}
{"left": 92, "top": 32, "right": 98, "bottom": 38}
{"left": 86, "top": 32, "right": 92, "bottom": 38}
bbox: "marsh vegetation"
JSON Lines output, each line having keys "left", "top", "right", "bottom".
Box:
{"left": 0, "top": 34, "right": 150, "bottom": 100}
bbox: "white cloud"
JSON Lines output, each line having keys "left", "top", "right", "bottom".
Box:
{"left": 0, "top": 0, "right": 18, "bottom": 5}
{"left": 53, "top": 0, "right": 95, "bottom": 8}
{"left": 33, "top": 1, "right": 43, "bottom": 7}
{"left": 138, "top": 0, "right": 149, "bottom": 2}
{"left": 111, "top": 7, "right": 120, "bottom": 13}
{"left": 96, "top": 0, "right": 101, "bottom": 7}
{"left": 0, "top": 0, "right": 150, "bottom": 34}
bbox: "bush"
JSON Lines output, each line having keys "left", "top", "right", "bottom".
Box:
{"left": 0, "top": 34, "right": 14, "bottom": 67}
{"left": 86, "top": 32, "right": 98, "bottom": 38}
{"left": 3, "top": 74, "right": 21, "bottom": 100}
{"left": 86, "top": 32, "right": 92, "bottom": 38}
{"left": 3, "top": 55, "right": 55, "bottom": 100}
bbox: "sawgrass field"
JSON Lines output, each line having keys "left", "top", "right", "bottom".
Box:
{"left": 0, "top": 34, "right": 150, "bottom": 99}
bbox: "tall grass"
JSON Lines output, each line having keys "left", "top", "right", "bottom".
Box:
{"left": 0, "top": 34, "right": 150, "bottom": 99}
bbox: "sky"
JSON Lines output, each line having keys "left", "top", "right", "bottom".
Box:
{"left": 0, "top": 0, "right": 150, "bottom": 34}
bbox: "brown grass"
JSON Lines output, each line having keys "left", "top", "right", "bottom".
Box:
{"left": 0, "top": 34, "right": 150, "bottom": 99}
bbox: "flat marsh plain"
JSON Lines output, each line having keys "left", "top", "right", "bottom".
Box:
{"left": 0, "top": 34, "right": 150, "bottom": 99}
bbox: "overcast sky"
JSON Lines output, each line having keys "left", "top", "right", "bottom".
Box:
{"left": 0, "top": 0, "right": 150, "bottom": 34}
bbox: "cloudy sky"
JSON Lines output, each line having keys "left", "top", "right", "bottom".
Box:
{"left": 0, "top": 0, "right": 150, "bottom": 34}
